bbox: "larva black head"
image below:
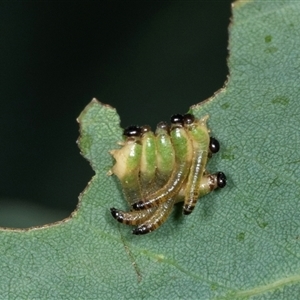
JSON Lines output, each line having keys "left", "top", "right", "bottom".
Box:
{"left": 110, "top": 207, "right": 124, "bottom": 223}
{"left": 170, "top": 114, "right": 184, "bottom": 125}
{"left": 141, "top": 125, "right": 151, "bottom": 136}
{"left": 131, "top": 201, "right": 144, "bottom": 210}
{"left": 132, "top": 225, "right": 150, "bottom": 235}
{"left": 156, "top": 121, "right": 169, "bottom": 131}
{"left": 216, "top": 172, "right": 227, "bottom": 188}
{"left": 183, "top": 205, "right": 193, "bottom": 215}
{"left": 209, "top": 137, "right": 220, "bottom": 154}
{"left": 183, "top": 113, "right": 195, "bottom": 125}
{"left": 123, "top": 125, "right": 142, "bottom": 137}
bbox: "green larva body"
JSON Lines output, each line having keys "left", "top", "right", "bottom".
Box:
{"left": 109, "top": 113, "right": 226, "bottom": 235}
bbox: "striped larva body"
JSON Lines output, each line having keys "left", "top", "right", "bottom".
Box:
{"left": 110, "top": 121, "right": 176, "bottom": 229}
{"left": 109, "top": 126, "right": 143, "bottom": 205}
{"left": 154, "top": 122, "right": 175, "bottom": 188}
{"left": 113, "top": 172, "right": 225, "bottom": 235}
{"left": 109, "top": 113, "right": 227, "bottom": 234}
{"left": 139, "top": 126, "right": 156, "bottom": 191}
{"left": 132, "top": 114, "right": 193, "bottom": 210}
{"left": 182, "top": 114, "right": 210, "bottom": 215}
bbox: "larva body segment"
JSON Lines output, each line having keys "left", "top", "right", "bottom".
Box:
{"left": 110, "top": 135, "right": 143, "bottom": 205}
{"left": 132, "top": 197, "right": 176, "bottom": 235}
{"left": 112, "top": 172, "right": 225, "bottom": 230}
{"left": 109, "top": 113, "right": 227, "bottom": 234}
{"left": 183, "top": 115, "right": 210, "bottom": 215}
{"left": 110, "top": 206, "right": 157, "bottom": 226}
{"left": 154, "top": 122, "right": 175, "bottom": 187}
{"left": 131, "top": 173, "right": 218, "bottom": 234}
{"left": 175, "top": 173, "right": 226, "bottom": 204}
{"left": 132, "top": 118, "right": 193, "bottom": 210}
{"left": 139, "top": 126, "right": 157, "bottom": 191}
{"left": 110, "top": 123, "right": 176, "bottom": 227}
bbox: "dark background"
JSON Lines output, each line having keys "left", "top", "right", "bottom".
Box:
{"left": 0, "top": 1, "right": 232, "bottom": 227}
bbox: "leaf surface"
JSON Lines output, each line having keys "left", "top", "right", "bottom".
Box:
{"left": 1, "top": 1, "right": 300, "bottom": 299}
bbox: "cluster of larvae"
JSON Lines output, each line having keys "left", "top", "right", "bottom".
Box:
{"left": 109, "top": 113, "right": 226, "bottom": 235}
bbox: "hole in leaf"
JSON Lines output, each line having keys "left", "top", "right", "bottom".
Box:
{"left": 1, "top": 2, "right": 231, "bottom": 228}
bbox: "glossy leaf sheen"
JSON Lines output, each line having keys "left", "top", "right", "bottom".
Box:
{"left": 1, "top": 1, "right": 300, "bottom": 299}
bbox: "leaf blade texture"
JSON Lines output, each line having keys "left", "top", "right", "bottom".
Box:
{"left": 1, "top": 1, "right": 300, "bottom": 299}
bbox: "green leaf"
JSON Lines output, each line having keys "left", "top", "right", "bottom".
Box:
{"left": 1, "top": 1, "right": 300, "bottom": 299}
